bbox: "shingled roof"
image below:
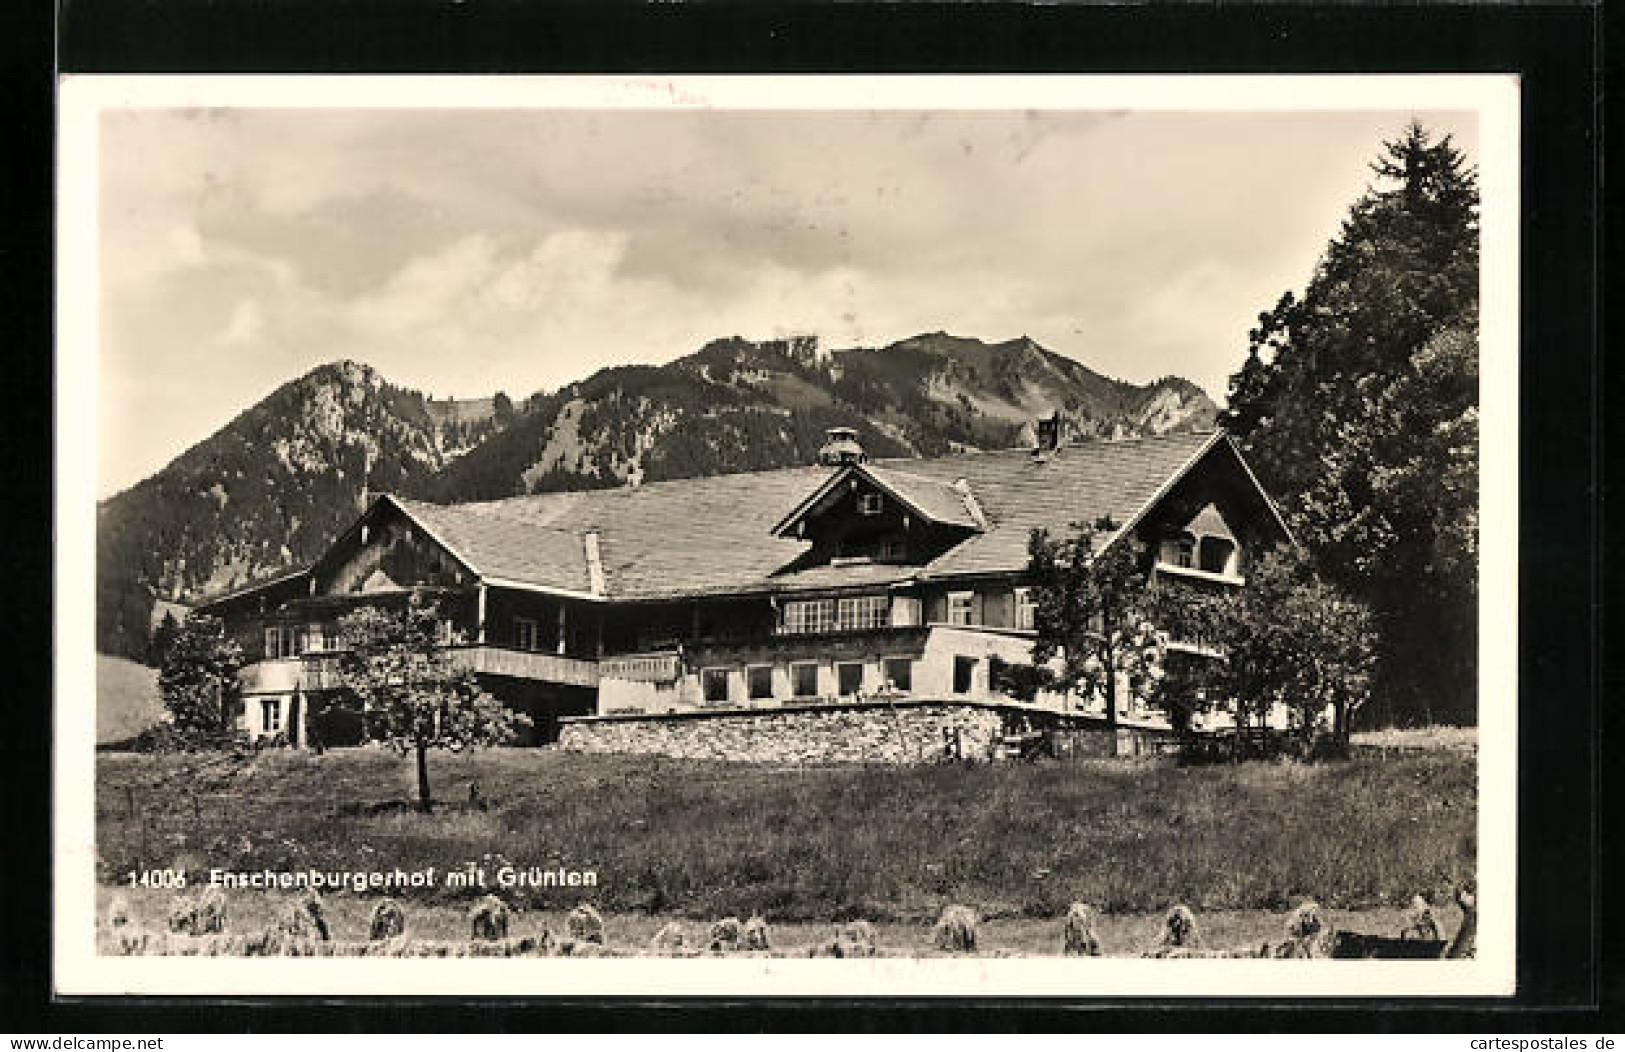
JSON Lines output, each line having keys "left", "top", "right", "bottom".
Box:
{"left": 363, "top": 430, "right": 1233, "bottom": 602}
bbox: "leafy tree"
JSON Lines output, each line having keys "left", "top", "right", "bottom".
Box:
{"left": 1220, "top": 121, "right": 1478, "bottom": 726}
{"left": 1027, "top": 517, "right": 1168, "bottom": 728}
{"left": 1153, "top": 549, "right": 1374, "bottom": 743}
{"left": 157, "top": 612, "right": 244, "bottom": 737}
{"left": 334, "top": 591, "right": 528, "bottom": 812}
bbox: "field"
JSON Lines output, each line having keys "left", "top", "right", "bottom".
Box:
{"left": 96, "top": 654, "right": 166, "bottom": 745}
{"left": 98, "top": 742, "right": 1476, "bottom": 937}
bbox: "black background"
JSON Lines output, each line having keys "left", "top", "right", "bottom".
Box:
{"left": 2, "top": 0, "right": 1607, "bottom": 1033}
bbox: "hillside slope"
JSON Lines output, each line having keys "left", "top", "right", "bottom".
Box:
{"left": 96, "top": 654, "right": 165, "bottom": 745}
{"left": 96, "top": 362, "right": 481, "bottom": 659}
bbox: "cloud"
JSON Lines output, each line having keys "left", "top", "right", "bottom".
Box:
{"left": 93, "top": 104, "right": 1481, "bottom": 494}
{"left": 219, "top": 299, "right": 264, "bottom": 345}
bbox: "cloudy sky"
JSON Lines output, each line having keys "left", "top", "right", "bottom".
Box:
{"left": 96, "top": 105, "right": 1477, "bottom": 497}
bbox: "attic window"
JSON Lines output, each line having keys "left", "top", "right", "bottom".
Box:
{"left": 858, "top": 492, "right": 883, "bottom": 516}
{"left": 1199, "top": 536, "right": 1236, "bottom": 575}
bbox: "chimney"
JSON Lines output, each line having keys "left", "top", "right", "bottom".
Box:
{"left": 817, "top": 426, "right": 868, "bottom": 467}
{"left": 1033, "top": 411, "right": 1066, "bottom": 455}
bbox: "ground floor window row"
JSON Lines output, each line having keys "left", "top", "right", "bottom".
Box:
{"left": 696, "top": 653, "right": 994, "bottom": 706}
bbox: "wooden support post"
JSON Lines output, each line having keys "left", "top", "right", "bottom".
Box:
{"left": 557, "top": 604, "right": 568, "bottom": 656}
{"left": 476, "top": 583, "right": 487, "bottom": 644}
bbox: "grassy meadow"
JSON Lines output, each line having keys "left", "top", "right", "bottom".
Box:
{"left": 96, "top": 654, "right": 166, "bottom": 745}
{"left": 98, "top": 743, "right": 1476, "bottom": 929}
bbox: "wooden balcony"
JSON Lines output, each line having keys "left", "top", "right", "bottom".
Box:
{"left": 240, "top": 645, "right": 599, "bottom": 693}
{"left": 451, "top": 645, "right": 598, "bottom": 687}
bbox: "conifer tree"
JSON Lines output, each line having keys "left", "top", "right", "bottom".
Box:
{"left": 1221, "top": 121, "right": 1479, "bottom": 725}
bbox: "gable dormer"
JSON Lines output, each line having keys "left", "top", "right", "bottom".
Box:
{"left": 771, "top": 463, "right": 983, "bottom": 567}
{"left": 309, "top": 496, "right": 473, "bottom": 597}
{"left": 1156, "top": 503, "right": 1242, "bottom": 579}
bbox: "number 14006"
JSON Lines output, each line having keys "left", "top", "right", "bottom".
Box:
{"left": 125, "top": 868, "right": 188, "bottom": 889}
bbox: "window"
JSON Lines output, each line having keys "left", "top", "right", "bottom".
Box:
{"left": 260, "top": 698, "right": 281, "bottom": 733}
{"left": 435, "top": 619, "right": 455, "bottom": 646}
{"left": 947, "top": 591, "right": 975, "bottom": 627}
{"left": 882, "top": 657, "right": 913, "bottom": 693}
{"left": 303, "top": 624, "right": 327, "bottom": 653}
{"left": 791, "top": 662, "right": 820, "bottom": 698}
{"left": 782, "top": 598, "right": 836, "bottom": 635}
{"left": 1172, "top": 536, "right": 1195, "bottom": 569}
{"left": 747, "top": 665, "right": 774, "bottom": 701}
{"left": 702, "top": 668, "right": 731, "bottom": 705}
{"left": 837, "top": 662, "right": 865, "bottom": 697}
{"left": 858, "top": 492, "right": 884, "bottom": 515}
{"left": 1199, "top": 536, "right": 1236, "bottom": 575}
{"left": 515, "top": 617, "right": 540, "bottom": 651}
{"left": 877, "top": 536, "right": 907, "bottom": 562}
{"left": 264, "top": 625, "right": 298, "bottom": 659}
{"left": 952, "top": 656, "right": 978, "bottom": 695}
{"left": 1013, "top": 588, "right": 1036, "bottom": 631}
{"left": 837, "top": 594, "right": 889, "bottom": 631}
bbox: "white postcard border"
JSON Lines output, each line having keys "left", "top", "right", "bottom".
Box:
{"left": 55, "top": 72, "right": 1520, "bottom": 998}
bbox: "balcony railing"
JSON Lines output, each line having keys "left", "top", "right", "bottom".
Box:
{"left": 241, "top": 645, "right": 599, "bottom": 692}
{"left": 453, "top": 645, "right": 599, "bottom": 687}
{"left": 600, "top": 651, "right": 682, "bottom": 683}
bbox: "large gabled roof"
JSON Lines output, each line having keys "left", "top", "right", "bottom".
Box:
{"left": 204, "top": 430, "right": 1278, "bottom": 608}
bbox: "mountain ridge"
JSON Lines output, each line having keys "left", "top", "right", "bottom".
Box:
{"left": 96, "top": 331, "right": 1217, "bottom": 660}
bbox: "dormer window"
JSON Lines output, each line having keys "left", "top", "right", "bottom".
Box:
{"left": 1199, "top": 536, "right": 1237, "bottom": 575}
{"left": 858, "top": 492, "right": 883, "bottom": 515}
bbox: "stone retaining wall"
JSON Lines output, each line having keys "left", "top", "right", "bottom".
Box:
{"left": 557, "top": 702, "right": 1008, "bottom": 765}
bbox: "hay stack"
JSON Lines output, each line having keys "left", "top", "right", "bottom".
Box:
{"left": 1271, "top": 900, "right": 1331, "bottom": 958}
{"left": 106, "top": 895, "right": 133, "bottom": 932}
{"left": 932, "top": 905, "right": 978, "bottom": 953}
{"left": 810, "top": 920, "right": 877, "bottom": 958}
{"left": 1144, "top": 904, "right": 1201, "bottom": 957}
{"left": 742, "top": 915, "right": 771, "bottom": 952}
{"left": 368, "top": 898, "right": 407, "bottom": 941}
{"left": 167, "top": 885, "right": 228, "bottom": 936}
{"left": 296, "top": 889, "right": 332, "bottom": 941}
{"left": 1402, "top": 894, "right": 1441, "bottom": 941}
{"left": 708, "top": 917, "right": 742, "bottom": 952}
{"left": 650, "top": 921, "right": 695, "bottom": 952}
{"left": 1445, "top": 884, "right": 1476, "bottom": 959}
{"left": 469, "top": 895, "right": 511, "bottom": 941}
{"left": 839, "top": 920, "right": 877, "bottom": 953}
{"left": 1061, "top": 903, "right": 1103, "bottom": 957}
{"left": 251, "top": 889, "right": 332, "bottom": 955}
{"left": 566, "top": 903, "right": 605, "bottom": 945}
